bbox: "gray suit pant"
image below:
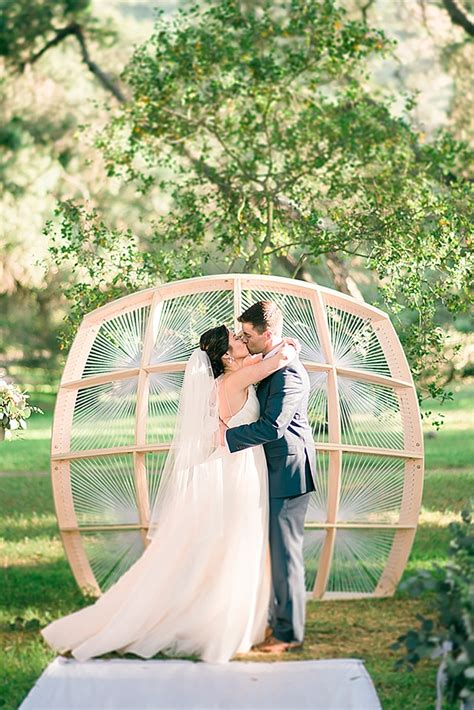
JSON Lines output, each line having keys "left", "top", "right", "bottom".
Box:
{"left": 268, "top": 491, "right": 311, "bottom": 644}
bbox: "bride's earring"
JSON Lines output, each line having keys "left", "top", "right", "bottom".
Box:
{"left": 225, "top": 353, "right": 234, "bottom": 363}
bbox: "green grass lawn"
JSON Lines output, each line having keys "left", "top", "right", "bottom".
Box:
{"left": 1, "top": 382, "right": 473, "bottom": 709}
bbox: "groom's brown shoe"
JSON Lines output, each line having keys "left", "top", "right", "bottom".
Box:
{"left": 246, "top": 626, "right": 274, "bottom": 653}
{"left": 254, "top": 634, "right": 303, "bottom": 654}
{"left": 264, "top": 625, "right": 273, "bottom": 640}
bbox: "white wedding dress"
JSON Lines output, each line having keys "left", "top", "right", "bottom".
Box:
{"left": 41, "top": 386, "right": 270, "bottom": 664}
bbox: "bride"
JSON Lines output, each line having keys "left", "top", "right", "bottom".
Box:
{"left": 41, "top": 325, "right": 298, "bottom": 663}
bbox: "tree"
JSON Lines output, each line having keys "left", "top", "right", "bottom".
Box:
{"left": 46, "top": 0, "right": 473, "bottom": 410}
{"left": 0, "top": 0, "right": 125, "bottom": 100}
{"left": 350, "top": 0, "right": 474, "bottom": 151}
{"left": 0, "top": 1, "right": 150, "bottom": 381}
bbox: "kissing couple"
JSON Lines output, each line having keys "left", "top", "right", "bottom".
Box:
{"left": 42, "top": 300, "right": 317, "bottom": 663}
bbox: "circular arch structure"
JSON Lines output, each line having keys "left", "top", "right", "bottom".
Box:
{"left": 51, "top": 274, "right": 424, "bottom": 600}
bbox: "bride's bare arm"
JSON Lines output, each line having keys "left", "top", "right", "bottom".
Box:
{"left": 242, "top": 353, "right": 263, "bottom": 367}
{"left": 228, "top": 342, "right": 298, "bottom": 391}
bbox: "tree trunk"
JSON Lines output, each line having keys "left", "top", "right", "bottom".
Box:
{"left": 325, "top": 252, "right": 365, "bottom": 301}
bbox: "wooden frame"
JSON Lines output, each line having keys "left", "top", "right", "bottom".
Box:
{"left": 50, "top": 274, "right": 424, "bottom": 598}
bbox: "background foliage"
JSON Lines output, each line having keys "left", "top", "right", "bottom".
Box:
{"left": 1, "top": 0, "right": 472, "bottom": 413}
{"left": 392, "top": 508, "right": 474, "bottom": 708}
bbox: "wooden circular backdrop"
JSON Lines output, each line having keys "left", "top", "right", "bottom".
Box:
{"left": 51, "top": 274, "right": 424, "bottom": 600}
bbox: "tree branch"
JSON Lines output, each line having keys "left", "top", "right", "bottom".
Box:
{"left": 181, "top": 148, "right": 236, "bottom": 200}
{"left": 27, "top": 23, "right": 78, "bottom": 65}
{"left": 359, "top": 0, "right": 376, "bottom": 24}
{"left": 262, "top": 241, "right": 309, "bottom": 257}
{"left": 27, "top": 22, "right": 127, "bottom": 103}
{"left": 276, "top": 253, "right": 314, "bottom": 283}
{"left": 162, "top": 107, "right": 263, "bottom": 186}
{"left": 416, "top": 0, "right": 435, "bottom": 38}
{"left": 73, "top": 24, "right": 127, "bottom": 103}
{"left": 442, "top": 0, "right": 474, "bottom": 37}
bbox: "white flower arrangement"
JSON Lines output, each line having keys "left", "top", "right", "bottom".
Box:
{"left": 0, "top": 380, "right": 43, "bottom": 440}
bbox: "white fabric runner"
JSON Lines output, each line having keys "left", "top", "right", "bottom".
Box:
{"left": 20, "top": 657, "right": 381, "bottom": 709}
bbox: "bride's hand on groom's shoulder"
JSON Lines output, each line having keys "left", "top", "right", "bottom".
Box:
{"left": 282, "top": 337, "right": 301, "bottom": 354}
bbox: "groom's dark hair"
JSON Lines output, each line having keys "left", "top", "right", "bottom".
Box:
{"left": 238, "top": 301, "right": 283, "bottom": 336}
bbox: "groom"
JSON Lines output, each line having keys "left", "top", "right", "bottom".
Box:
{"left": 224, "top": 301, "right": 316, "bottom": 653}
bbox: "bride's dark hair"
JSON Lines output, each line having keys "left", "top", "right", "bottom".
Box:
{"left": 200, "top": 325, "right": 229, "bottom": 378}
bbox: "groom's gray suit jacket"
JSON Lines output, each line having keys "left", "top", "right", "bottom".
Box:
{"left": 225, "top": 356, "right": 316, "bottom": 498}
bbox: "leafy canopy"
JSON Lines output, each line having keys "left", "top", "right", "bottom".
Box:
{"left": 47, "top": 0, "right": 473, "bottom": 408}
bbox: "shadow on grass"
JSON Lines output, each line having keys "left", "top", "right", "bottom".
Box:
{"left": 0, "top": 476, "right": 54, "bottom": 518}
{"left": 1, "top": 558, "right": 88, "bottom": 624}
{"left": 0, "top": 518, "right": 59, "bottom": 542}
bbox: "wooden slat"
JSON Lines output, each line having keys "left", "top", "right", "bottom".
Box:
{"left": 309, "top": 291, "right": 334, "bottom": 365}
{"left": 234, "top": 277, "right": 242, "bottom": 331}
{"left": 313, "top": 443, "right": 424, "bottom": 459}
{"left": 374, "top": 527, "right": 417, "bottom": 597}
{"left": 61, "top": 524, "right": 147, "bottom": 532}
{"left": 313, "top": 528, "right": 336, "bottom": 599}
{"left": 62, "top": 368, "right": 140, "bottom": 390}
{"left": 51, "top": 461, "right": 77, "bottom": 528}
{"left": 59, "top": 362, "right": 413, "bottom": 393}
{"left": 154, "top": 276, "right": 234, "bottom": 301}
{"left": 310, "top": 289, "right": 342, "bottom": 599}
{"left": 302, "top": 362, "right": 332, "bottom": 373}
{"left": 320, "top": 287, "right": 388, "bottom": 322}
{"left": 83, "top": 289, "right": 155, "bottom": 326}
{"left": 305, "top": 522, "right": 416, "bottom": 530}
{"left": 133, "top": 292, "right": 165, "bottom": 543}
{"left": 326, "top": 450, "right": 342, "bottom": 523}
{"left": 334, "top": 367, "right": 412, "bottom": 389}
{"left": 239, "top": 275, "right": 318, "bottom": 301}
{"left": 133, "top": 452, "right": 150, "bottom": 545}
{"left": 60, "top": 530, "right": 100, "bottom": 595}
{"left": 145, "top": 361, "right": 187, "bottom": 374}
{"left": 51, "top": 441, "right": 424, "bottom": 461}
{"left": 61, "top": 322, "right": 101, "bottom": 384}
{"left": 51, "top": 443, "right": 171, "bottom": 461}
{"left": 136, "top": 292, "right": 164, "bottom": 447}
{"left": 322, "top": 591, "right": 375, "bottom": 600}
{"left": 58, "top": 521, "right": 417, "bottom": 534}
{"left": 50, "top": 389, "right": 76, "bottom": 459}
{"left": 60, "top": 362, "right": 413, "bottom": 391}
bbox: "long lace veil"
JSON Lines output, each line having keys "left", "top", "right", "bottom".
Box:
{"left": 146, "top": 349, "right": 221, "bottom": 541}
